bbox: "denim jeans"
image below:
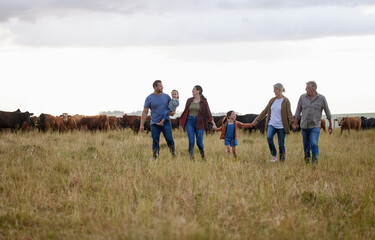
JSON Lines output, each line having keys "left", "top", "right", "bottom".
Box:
{"left": 301, "top": 127, "right": 320, "bottom": 157}
{"left": 150, "top": 119, "right": 175, "bottom": 158}
{"left": 267, "top": 125, "right": 286, "bottom": 157}
{"left": 185, "top": 115, "right": 205, "bottom": 156}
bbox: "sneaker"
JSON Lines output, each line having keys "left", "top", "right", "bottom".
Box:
{"left": 270, "top": 156, "right": 277, "bottom": 162}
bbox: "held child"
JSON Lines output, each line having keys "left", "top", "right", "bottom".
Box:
{"left": 216, "top": 111, "right": 253, "bottom": 161}
{"left": 156, "top": 90, "right": 180, "bottom": 126}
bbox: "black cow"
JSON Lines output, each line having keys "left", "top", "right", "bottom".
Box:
{"left": 37, "top": 113, "right": 50, "bottom": 132}
{"left": 133, "top": 118, "right": 151, "bottom": 135}
{"left": 361, "top": 117, "right": 375, "bottom": 130}
{"left": 0, "top": 109, "right": 33, "bottom": 132}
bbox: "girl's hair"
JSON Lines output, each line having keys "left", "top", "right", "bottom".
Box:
{"left": 194, "top": 85, "right": 203, "bottom": 97}
{"left": 222, "top": 110, "right": 235, "bottom": 124}
{"left": 171, "top": 90, "right": 179, "bottom": 99}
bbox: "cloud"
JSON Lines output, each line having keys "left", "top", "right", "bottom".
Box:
{"left": 0, "top": 1, "right": 375, "bottom": 47}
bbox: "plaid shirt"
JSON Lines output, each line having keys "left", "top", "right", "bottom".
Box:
{"left": 179, "top": 97, "right": 213, "bottom": 130}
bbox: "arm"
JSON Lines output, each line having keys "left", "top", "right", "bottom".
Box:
{"left": 292, "top": 97, "right": 302, "bottom": 130}
{"left": 205, "top": 101, "right": 217, "bottom": 131}
{"left": 140, "top": 107, "right": 149, "bottom": 132}
{"left": 323, "top": 97, "right": 333, "bottom": 134}
{"left": 237, "top": 122, "right": 253, "bottom": 128}
{"left": 253, "top": 101, "right": 271, "bottom": 126}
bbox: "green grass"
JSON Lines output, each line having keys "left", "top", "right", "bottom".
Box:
{"left": 1, "top": 129, "right": 375, "bottom": 239}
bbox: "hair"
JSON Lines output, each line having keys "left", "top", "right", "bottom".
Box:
{"left": 194, "top": 85, "right": 203, "bottom": 97}
{"left": 306, "top": 81, "right": 317, "bottom": 92}
{"left": 171, "top": 89, "right": 179, "bottom": 99}
{"left": 273, "top": 83, "right": 285, "bottom": 92}
{"left": 153, "top": 80, "right": 162, "bottom": 89}
{"left": 222, "top": 110, "right": 235, "bottom": 124}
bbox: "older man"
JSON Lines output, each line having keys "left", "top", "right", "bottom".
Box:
{"left": 292, "top": 81, "right": 332, "bottom": 165}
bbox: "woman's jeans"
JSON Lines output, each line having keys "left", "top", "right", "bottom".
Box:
{"left": 301, "top": 127, "right": 320, "bottom": 163}
{"left": 150, "top": 119, "right": 175, "bottom": 158}
{"left": 267, "top": 125, "right": 286, "bottom": 160}
{"left": 185, "top": 115, "right": 204, "bottom": 157}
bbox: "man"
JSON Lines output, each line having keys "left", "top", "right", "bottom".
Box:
{"left": 292, "top": 81, "right": 332, "bottom": 166}
{"left": 140, "top": 80, "right": 175, "bottom": 158}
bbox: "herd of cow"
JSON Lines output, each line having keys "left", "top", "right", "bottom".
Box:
{"left": 0, "top": 109, "right": 374, "bottom": 134}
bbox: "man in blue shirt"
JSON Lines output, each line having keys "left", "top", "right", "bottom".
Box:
{"left": 141, "top": 80, "right": 175, "bottom": 158}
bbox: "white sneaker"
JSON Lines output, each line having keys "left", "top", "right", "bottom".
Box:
{"left": 270, "top": 156, "right": 277, "bottom": 162}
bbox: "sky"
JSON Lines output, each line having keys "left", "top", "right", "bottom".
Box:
{"left": 1, "top": 0, "right": 375, "bottom": 116}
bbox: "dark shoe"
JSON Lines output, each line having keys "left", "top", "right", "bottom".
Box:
{"left": 199, "top": 150, "right": 205, "bottom": 161}
{"left": 312, "top": 153, "right": 318, "bottom": 166}
{"left": 304, "top": 152, "right": 311, "bottom": 164}
{"left": 280, "top": 153, "right": 285, "bottom": 163}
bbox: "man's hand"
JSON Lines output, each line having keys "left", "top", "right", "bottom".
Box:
{"left": 140, "top": 125, "right": 144, "bottom": 132}
{"left": 168, "top": 110, "right": 176, "bottom": 116}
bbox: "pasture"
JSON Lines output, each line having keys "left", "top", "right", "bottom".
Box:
{"left": 1, "top": 128, "right": 375, "bottom": 239}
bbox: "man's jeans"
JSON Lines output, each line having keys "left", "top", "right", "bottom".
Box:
{"left": 267, "top": 125, "right": 286, "bottom": 158}
{"left": 302, "top": 127, "right": 320, "bottom": 163}
{"left": 150, "top": 119, "right": 175, "bottom": 158}
{"left": 185, "top": 115, "right": 204, "bottom": 157}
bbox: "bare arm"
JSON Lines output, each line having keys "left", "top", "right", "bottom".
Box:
{"left": 140, "top": 107, "right": 149, "bottom": 132}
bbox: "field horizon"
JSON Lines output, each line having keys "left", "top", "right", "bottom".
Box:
{"left": 1, "top": 128, "right": 374, "bottom": 239}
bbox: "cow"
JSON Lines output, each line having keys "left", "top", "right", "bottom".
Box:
{"left": 0, "top": 109, "right": 33, "bottom": 132}
{"left": 121, "top": 114, "right": 151, "bottom": 133}
{"left": 80, "top": 115, "right": 109, "bottom": 131}
{"left": 361, "top": 117, "right": 375, "bottom": 130}
{"left": 37, "top": 113, "right": 50, "bottom": 132}
{"left": 339, "top": 117, "right": 361, "bottom": 134}
{"left": 108, "top": 116, "right": 121, "bottom": 130}
{"left": 71, "top": 114, "right": 85, "bottom": 130}
{"left": 321, "top": 119, "right": 326, "bottom": 132}
{"left": 21, "top": 116, "right": 38, "bottom": 131}
{"left": 45, "top": 115, "right": 67, "bottom": 132}
{"left": 60, "top": 113, "right": 77, "bottom": 132}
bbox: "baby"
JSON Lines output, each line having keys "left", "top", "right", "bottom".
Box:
{"left": 156, "top": 90, "right": 179, "bottom": 126}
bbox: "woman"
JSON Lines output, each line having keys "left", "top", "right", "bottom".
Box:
{"left": 179, "top": 85, "right": 217, "bottom": 160}
{"left": 252, "top": 83, "right": 294, "bottom": 163}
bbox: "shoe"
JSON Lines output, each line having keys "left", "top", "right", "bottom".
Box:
{"left": 270, "top": 156, "right": 277, "bottom": 162}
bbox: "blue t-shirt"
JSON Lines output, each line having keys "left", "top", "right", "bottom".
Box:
{"left": 225, "top": 123, "right": 235, "bottom": 139}
{"left": 144, "top": 93, "right": 171, "bottom": 124}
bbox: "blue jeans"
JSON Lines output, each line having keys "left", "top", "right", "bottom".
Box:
{"left": 185, "top": 115, "right": 205, "bottom": 156}
{"left": 150, "top": 119, "right": 175, "bottom": 158}
{"left": 267, "top": 125, "right": 286, "bottom": 157}
{"left": 301, "top": 127, "right": 320, "bottom": 157}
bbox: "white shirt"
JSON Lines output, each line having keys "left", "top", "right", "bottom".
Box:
{"left": 268, "top": 97, "right": 284, "bottom": 129}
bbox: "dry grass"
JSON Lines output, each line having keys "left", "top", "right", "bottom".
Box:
{"left": 1, "top": 128, "right": 375, "bottom": 239}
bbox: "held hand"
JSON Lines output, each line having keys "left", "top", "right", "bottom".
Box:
{"left": 292, "top": 123, "right": 299, "bottom": 131}
{"left": 169, "top": 110, "right": 176, "bottom": 116}
{"left": 328, "top": 126, "right": 333, "bottom": 134}
{"left": 212, "top": 125, "right": 217, "bottom": 131}
{"left": 140, "top": 125, "right": 144, "bottom": 132}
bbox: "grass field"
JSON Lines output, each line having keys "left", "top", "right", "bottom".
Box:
{"left": 1, "top": 128, "right": 375, "bottom": 239}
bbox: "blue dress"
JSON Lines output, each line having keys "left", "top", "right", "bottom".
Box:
{"left": 224, "top": 122, "right": 237, "bottom": 147}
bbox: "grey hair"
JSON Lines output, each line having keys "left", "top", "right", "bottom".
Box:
{"left": 306, "top": 81, "right": 317, "bottom": 92}
{"left": 273, "top": 83, "right": 285, "bottom": 92}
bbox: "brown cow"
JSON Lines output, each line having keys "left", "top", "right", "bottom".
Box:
{"left": 108, "top": 116, "right": 121, "bottom": 130}
{"left": 339, "top": 117, "right": 361, "bottom": 134}
{"left": 121, "top": 114, "right": 150, "bottom": 131}
{"left": 80, "top": 115, "right": 109, "bottom": 131}
{"left": 45, "top": 115, "right": 67, "bottom": 132}
{"left": 320, "top": 119, "right": 326, "bottom": 132}
{"left": 71, "top": 114, "right": 85, "bottom": 130}
{"left": 60, "top": 113, "right": 77, "bottom": 132}
{"left": 21, "top": 116, "right": 38, "bottom": 131}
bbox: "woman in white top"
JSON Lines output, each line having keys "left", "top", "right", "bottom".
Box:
{"left": 252, "top": 83, "right": 294, "bottom": 163}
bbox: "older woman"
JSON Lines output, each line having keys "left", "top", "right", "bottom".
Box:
{"left": 252, "top": 83, "right": 294, "bottom": 163}
{"left": 179, "top": 85, "right": 217, "bottom": 160}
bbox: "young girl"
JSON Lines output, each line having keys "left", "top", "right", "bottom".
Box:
{"left": 156, "top": 90, "right": 179, "bottom": 126}
{"left": 216, "top": 111, "right": 253, "bottom": 161}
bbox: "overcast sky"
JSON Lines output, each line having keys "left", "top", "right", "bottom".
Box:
{"left": 1, "top": 0, "right": 375, "bottom": 116}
